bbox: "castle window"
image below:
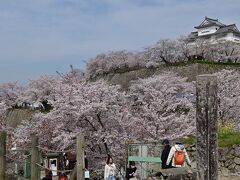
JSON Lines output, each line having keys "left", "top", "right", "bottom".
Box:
{"left": 201, "top": 30, "right": 210, "bottom": 33}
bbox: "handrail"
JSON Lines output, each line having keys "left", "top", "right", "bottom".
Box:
{"left": 128, "top": 143, "right": 163, "bottom": 147}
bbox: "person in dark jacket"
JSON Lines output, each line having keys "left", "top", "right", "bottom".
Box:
{"left": 126, "top": 161, "right": 137, "bottom": 180}
{"left": 161, "top": 139, "right": 173, "bottom": 169}
{"left": 42, "top": 171, "right": 53, "bottom": 180}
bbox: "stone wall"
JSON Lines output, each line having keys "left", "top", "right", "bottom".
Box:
{"left": 218, "top": 145, "right": 240, "bottom": 176}
{"left": 100, "top": 63, "right": 240, "bottom": 90}
{"left": 6, "top": 109, "right": 34, "bottom": 128}
{"left": 153, "top": 167, "right": 199, "bottom": 180}
{"left": 186, "top": 145, "right": 240, "bottom": 177}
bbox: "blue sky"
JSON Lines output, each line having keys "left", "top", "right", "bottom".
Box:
{"left": 0, "top": 0, "right": 240, "bottom": 83}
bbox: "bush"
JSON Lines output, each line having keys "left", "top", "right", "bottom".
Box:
{"left": 218, "top": 132, "right": 240, "bottom": 147}
{"left": 181, "top": 122, "right": 240, "bottom": 147}
{"left": 194, "top": 60, "right": 240, "bottom": 66}
{"left": 218, "top": 121, "right": 236, "bottom": 136}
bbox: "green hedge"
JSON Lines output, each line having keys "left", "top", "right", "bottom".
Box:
{"left": 181, "top": 132, "right": 240, "bottom": 147}
{"left": 193, "top": 60, "right": 240, "bottom": 66}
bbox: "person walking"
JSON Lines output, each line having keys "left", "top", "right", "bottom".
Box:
{"left": 161, "top": 139, "right": 173, "bottom": 169}
{"left": 166, "top": 142, "right": 191, "bottom": 167}
{"left": 104, "top": 155, "right": 116, "bottom": 180}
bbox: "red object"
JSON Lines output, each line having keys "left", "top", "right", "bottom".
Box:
{"left": 174, "top": 150, "right": 185, "bottom": 165}
{"left": 58, "top": 174, "right": 69, "bottom": 180}
{"left": 58, "top": 177, "right": 68, "bottom": 180}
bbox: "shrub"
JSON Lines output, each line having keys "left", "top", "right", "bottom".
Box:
{"left": 218, "top": 121, "right": 235, "bottom": 137}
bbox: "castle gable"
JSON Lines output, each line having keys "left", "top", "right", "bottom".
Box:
{"left": 195, "top": 17, "right": 225, "bottom": 29}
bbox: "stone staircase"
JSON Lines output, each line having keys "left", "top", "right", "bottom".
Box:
{"left": 147, "top": 167, "right": 199, "bottom": 180}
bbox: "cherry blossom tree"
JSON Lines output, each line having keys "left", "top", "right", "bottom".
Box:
{"left": 214, "top": 70, "right": 240, "bottom": 129}
{"left": 0, "top": 82, "right": 22, "bottom": 108}
{"left": 216, "top": 41, "right": 240, "bottom": 63}
{"left": 0, "top": 102, "right": 7, "bottom": 129}
{"left": 14, "top": 76, "right": 129, "bottom": 169}
{"left": 86, "top": 50, "right": 144, "bottom": 79}
{"left": 127, "top": 71, "right": 196, "bottom": 142}
{"left": 189, "top": 39, "right": 240, "bottom": 62}
{"left": 143, "top": 39, "right": 177, "bottom": 65}
{"left": 176, "top": 36, "right": 192, "bottom": 61}
{"left": 17, "top": 75, "right": 60, "bottom": 104}
{"left": 16, "top": 66, "right": 84, "bottom": 111}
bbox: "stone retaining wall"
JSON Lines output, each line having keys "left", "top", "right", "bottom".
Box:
{"left": 218, "top": 145, "right": 240, "bottom": 176}
{"left": 186, "top": 144, "right": 240, "bottom": 177}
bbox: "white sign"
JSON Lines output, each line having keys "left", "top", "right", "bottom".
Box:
{"left": 85, "top": 170, "right": 90, "bottom": 178}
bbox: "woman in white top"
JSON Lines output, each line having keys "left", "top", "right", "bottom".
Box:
{"left": 104, "top": 155, "right": 116, "bottom": 180}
